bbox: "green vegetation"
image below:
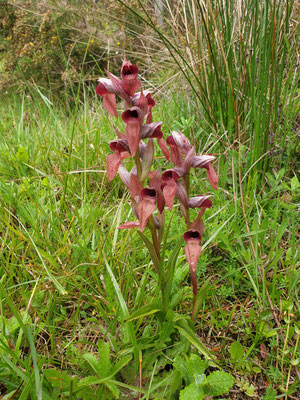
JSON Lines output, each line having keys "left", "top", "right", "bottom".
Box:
{"left": 0, "top": 0, "right": 299, "bottom": 399}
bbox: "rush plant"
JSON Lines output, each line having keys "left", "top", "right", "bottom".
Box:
{"left": 96, "top": 59, "right": 218, "bottom": 321}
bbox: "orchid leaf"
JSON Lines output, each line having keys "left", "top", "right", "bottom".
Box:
{"left": 137, "top": 231, "right": 160, "bottom": 271}
{"left": 126, "top": 301, "right": 162, "bottom": 322}
{"left": 174, "top": 317, "right": 218, "bottom": 365}
{"left": 164, "top": 238, "right": 184, "bottom": 307}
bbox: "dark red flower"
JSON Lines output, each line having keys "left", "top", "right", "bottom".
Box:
{"left": 96, "top": 73, "right": 131, "bottom": 116}
{"left": 191, "top": 155, "right": 218, "bottom": 190}
{"left": 188, "top": 195, "right": 213, "bottom": 209}
{"left": 183, "top": 229, "right": 202, "bottom": 295}
{"left": 121, "top": 107, "right": 143, "bottom": 156}
{"left": 106, "top": 139, "right": 130, "bottom": 182}
{"left": 121, "top": 59, "right": 141, "bottom": 96}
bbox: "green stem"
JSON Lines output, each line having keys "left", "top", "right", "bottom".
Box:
{"left": 134, "top": 147, "right": 142, "bottom": 181}
{"left": 184, "top": 174, "right": 191, "bottom": 228}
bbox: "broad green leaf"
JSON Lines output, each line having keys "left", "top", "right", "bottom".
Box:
{"left": 229, "top": 341, "right": 244, "bottom": 363}
{"left": 126, "top": 301, "right": 162, "bottom": 322}
{"left": 179, "top": 383, "right": 204, "bottom": 400}
{"left": 187, "top": 354, "right": 208, "bottom": 377}
{"left": 173, "top": 356, "right": 191, "bottom": 384}
{"left": 290, "top": 176, "right": 299, "bottom": 192}
{"left": 207, "top": 371, "right": 235, "bottom": 396}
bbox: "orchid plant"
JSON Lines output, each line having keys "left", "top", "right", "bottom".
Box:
{"left": 97, "top": 59, "right": 218, "bottom": 320}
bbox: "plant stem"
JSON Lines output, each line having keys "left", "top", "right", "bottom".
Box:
{"left": 184, "top": 174, "right": 190, "bottom": 228}
{"left": 134, "top": 146, "right": 142, "bottom": 181}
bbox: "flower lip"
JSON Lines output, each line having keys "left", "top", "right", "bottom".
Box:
{"left": 166, "top": 136, "right": 176, "bottom": 146}
{"left": 141, "top": 188, "right": 157, "bottom": 199}
{"left": 183, "top": 230, "right": 202, "bottom": 242}
{"left": 162, "top": 169, "right": 180, "bottom": 182}
{"left": 122, "top": 107, "right": 142, "bottom": 122}
{"left": 122, "top": 64, "right": 138, "bottom": 76}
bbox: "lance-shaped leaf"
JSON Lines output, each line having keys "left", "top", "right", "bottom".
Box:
{"left": 121, "top": 59, "right": 140, "bottom": 96}
{"left": 138, "top": 188, "right": 157, "bottom": 232}
{"left": 157, "top": 138, "right": 170, "bottom": 160}
{"left": 122, "top": 107, "right": 143, "bottom": 156}
{"left": 145, "top": 92, "right": 155, "bottom": 124}
{"left": 141, "top": 139, "right": 154, "bottom": 182}
{"left": 113, "top": 125, "right": 127, "bottom": 140}
{"left": 189, "top": 195, "right": 213, "bottom": 209}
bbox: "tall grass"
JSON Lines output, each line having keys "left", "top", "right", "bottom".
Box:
{"left": 118, "top": 0, "right": 299, "bottom": 191}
